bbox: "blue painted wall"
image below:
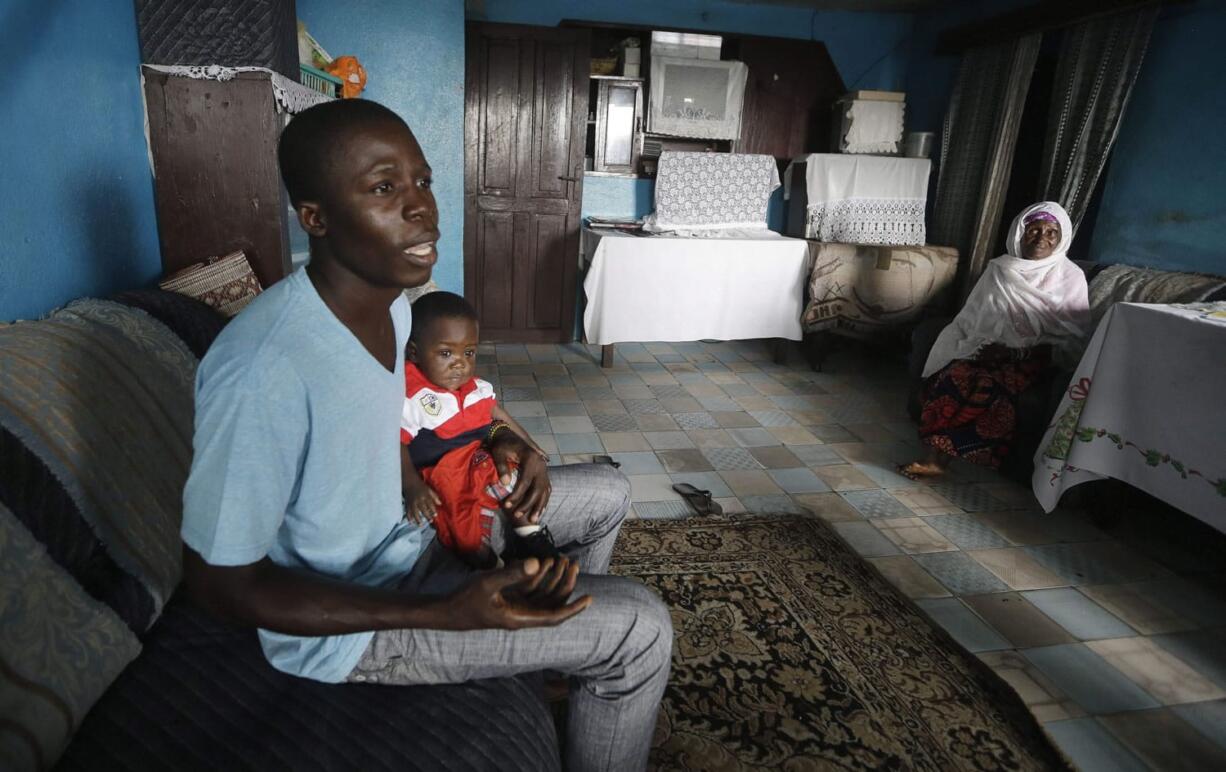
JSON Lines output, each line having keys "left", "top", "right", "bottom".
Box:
{"left": 906, "top": 0, "right": 1226, "bottom": 275}
{"left": 579, "top": 175, "right": 655, "bottom": 220}
{"left": 297, "top": 0, "right": 467, "bottom": 294}
{"left": 469, "top": 0, "right": 914, "bottom": 91}
{"left": 473, "top": 0, "right": 916, "bottom": 223}
{"left": 1088, "top": 0, "right": 1226, "bottom": 274}
{"left": 0, "top": 0, "right": 161, "bottom": 322}
{"left": 578, "top": 175, "right": 783, "bottom": 228}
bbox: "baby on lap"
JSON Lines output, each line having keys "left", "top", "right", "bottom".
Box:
{"left": 400, "top": 292, "right": 559, "bottom": 568}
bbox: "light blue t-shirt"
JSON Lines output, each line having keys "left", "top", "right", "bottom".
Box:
{"left": 181, "top": 269, "right": 432, "bottom": 683}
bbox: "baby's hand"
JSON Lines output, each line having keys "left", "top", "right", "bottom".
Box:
{"left": 506, "top": 509, "right": 533, "bottom": 529}
{"left": 405, "top": 480, "right": 442, "bottom": 526}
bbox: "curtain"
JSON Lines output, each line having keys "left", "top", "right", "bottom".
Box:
{"left": 931, "top": 34, "right": 1041, "bottom": 301}
{"left": 1038, "top": 5, "right": 1159, "bottom": 237}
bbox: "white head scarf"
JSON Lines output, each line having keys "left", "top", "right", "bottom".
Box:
{"left": 922, "top": 201, "right": 1091, "bottom": 377}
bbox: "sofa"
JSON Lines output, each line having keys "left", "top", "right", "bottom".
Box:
{"left": 0, "top": 290, "right": 559, "bottom": 771}
{"left": 906, "top": 262, "right": 1226, "bottom": 483}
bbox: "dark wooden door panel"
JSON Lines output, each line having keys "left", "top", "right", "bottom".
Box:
{"left": 731, "top": 37, "right": 844, "bottom": 160}
{"left": 476, "top": 211, "right": 515, "bottom": 330}
{"left": 528, "top": 41, "right": 578, "bottom": 200}
{"left": 479, "top": 38, "right": 521, "bottom": 195}
{"left": 529, "top": 214, "right": 568, "bottom": 330}
{"left": 465, "top": 23, "right": 589, "bottom": 343}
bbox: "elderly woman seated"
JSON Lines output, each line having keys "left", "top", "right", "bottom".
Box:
{"left": 900, "top": 202, "right": 1090, "bottom": 480}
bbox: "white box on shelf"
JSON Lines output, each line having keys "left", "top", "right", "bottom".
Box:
{"left": 650, "top": 30, "right": 722, "bottom": 60}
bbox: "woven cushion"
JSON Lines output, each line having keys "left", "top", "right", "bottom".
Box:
{"left": 159, "top": 250, "right": 262, "bottom": 318}
{"left": 0, "top": 503, "right": 142, "bottom": 771}
{"left": 60, "top": 596, "right": 561, "bottom": 772}
{"left": 112, "top": 289, "right": 227, "bottom": 360}
{"left": 0, "top": 301, "right": 198, "bottom": 632}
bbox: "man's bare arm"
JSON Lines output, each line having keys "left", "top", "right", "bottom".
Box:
{"left": 182, "top": 547, "right": 590, "bottom": 636}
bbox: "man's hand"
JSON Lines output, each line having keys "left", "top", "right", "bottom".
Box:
{"left": 404, "top": 479, "right": 441, "bottom": 526}
{"left": 446, "top": 557, "right": 591, "bottom": 630}
{"left": 488, "top": 431, "right": 552, "bottom": 523}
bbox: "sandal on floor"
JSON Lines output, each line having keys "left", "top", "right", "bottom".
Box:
{"left": 672, "top": 483, "right": 723, "bottom": 516}
{"left": 896, "top": 463, "right": 921, "bottom": 481}
{"left": 594, "top": 455, "right": 621, "bottom": 469}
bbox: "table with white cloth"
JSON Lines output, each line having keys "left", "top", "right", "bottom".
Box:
{"left": 784, "top": 153, "right": 931, "bottom": 246}
{"left": 581, "top": 229, "right": 810, "bottom": 364}
{"left": 1033, "top": 302, "right": 1226, "bottom": 532}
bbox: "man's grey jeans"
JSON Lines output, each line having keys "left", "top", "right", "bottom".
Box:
{"left": 347, "top": 463, "right": 672, "bottom": 772}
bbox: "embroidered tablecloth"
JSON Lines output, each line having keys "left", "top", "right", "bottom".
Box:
{"left": 784, "top": 154, "right": 930, "bottom": 246}
{"left": 1034, "top": 302, "right": 1226, "bottom": 531}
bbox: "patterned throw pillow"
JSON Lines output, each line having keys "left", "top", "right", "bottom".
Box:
{"left": 159, "top": 250, "right": 262, "bottom": 318}
{"left": 0, "top": 503, "right": 142, "bottom": 770}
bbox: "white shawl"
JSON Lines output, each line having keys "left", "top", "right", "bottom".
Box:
{"left": 923, "top": 202, "right": 1091, "bottom": 378}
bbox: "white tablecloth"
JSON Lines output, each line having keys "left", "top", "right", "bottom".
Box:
{"left": 784, "top": 153, "right": 930, "bottom": 246}
{"left": 1034, "top": 302, "right": 1226, "bottom": 531}
{"left": 582, "top": 230, "right": 810, "bottom": 345}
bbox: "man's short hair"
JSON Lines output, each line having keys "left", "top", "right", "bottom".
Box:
{"left": 278, "top": 99, "right": 409, "bottom": 206}
{"left": 409, "top": 292, "right": 479, "bottom": 346}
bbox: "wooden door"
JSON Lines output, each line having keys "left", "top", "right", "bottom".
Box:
{"left": 730, "top": 37, "right": 844, "bottom": 160}
{"left": 464, "top": 23, "right": 590, "bottom": 342}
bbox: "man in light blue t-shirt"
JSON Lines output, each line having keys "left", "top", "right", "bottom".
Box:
{"left": 180, "top": 100, "right": 670, "bottom": 772}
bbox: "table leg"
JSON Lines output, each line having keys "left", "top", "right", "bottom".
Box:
{"left": 601, "top": 344, "right": 614, "bottom": 368}
{"left": 772, "top": 339, "right": 789, "bottom": 365}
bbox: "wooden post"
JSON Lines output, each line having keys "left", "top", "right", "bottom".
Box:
{"left": 601, "top": 344, "right": 615, "bottom": 368}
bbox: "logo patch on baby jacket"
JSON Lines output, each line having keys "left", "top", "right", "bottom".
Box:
{"left": 419, "top": 392, "right": 442, "bottom": 416}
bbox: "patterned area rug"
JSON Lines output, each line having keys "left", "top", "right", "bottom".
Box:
{"left": 610, "top": 515, "right": 1068, "bottom": 771}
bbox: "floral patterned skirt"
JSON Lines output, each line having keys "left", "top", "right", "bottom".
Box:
{"left": 918, "top": 358, "right": 1047, "bottom": 468}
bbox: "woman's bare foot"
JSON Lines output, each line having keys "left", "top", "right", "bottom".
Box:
{"left": 898, "top": 450, "right": 951, "bottom": 481}
{"left": 897, "top": 461, "right": 946, "bottom": 480}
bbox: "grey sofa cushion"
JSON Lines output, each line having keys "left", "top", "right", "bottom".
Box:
{"left": 59, "top": 596, "right": 561, "bottom": 772}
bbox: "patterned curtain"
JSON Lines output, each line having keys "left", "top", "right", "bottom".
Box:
{"left": 931, "top": 34, "right": 1041, "bottom": 301}
{"left": 1038, "top": 5, "right": 1159, "bottom": 237}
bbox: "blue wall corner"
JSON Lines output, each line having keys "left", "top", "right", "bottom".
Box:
{"left": 907, "top": 0, "right": 1226, "bottom": 276}
{"left": 297, "top": 0, "right": 467, "bottom": 295}
{"left": 1088, "top": 0, "right": 1226, "bottom": 275}
{"left": 1, "top": 0, "right": 162, "bottom": 322}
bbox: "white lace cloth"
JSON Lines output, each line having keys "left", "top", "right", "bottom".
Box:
{"left": 141, "top": 64, "right": 333, "bottom": 114}
{"left": 648, "top": 57, "right": 748, "bottom": 140}
{"left": 838, "top": 99, "right": 907, "bottom": 155}
{"left": 785, "top": 154, "right": 930, "bottom": 246}
{"left": 844, "top": 100, "right": 904, "bottom": 154}
{"left": 644, "top": 152, "right": 780, "bottom": 233}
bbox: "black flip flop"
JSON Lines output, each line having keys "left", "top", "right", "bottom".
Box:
{"left": 594, "top": 455, "right": 621, "bottom": 469}
{"left": 672, "top": 483, "right": 723, "bottom": 516}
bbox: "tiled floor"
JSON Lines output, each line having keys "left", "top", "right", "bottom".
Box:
{"left": 483, "top": 338, "right": 1226, "bottom": 771}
